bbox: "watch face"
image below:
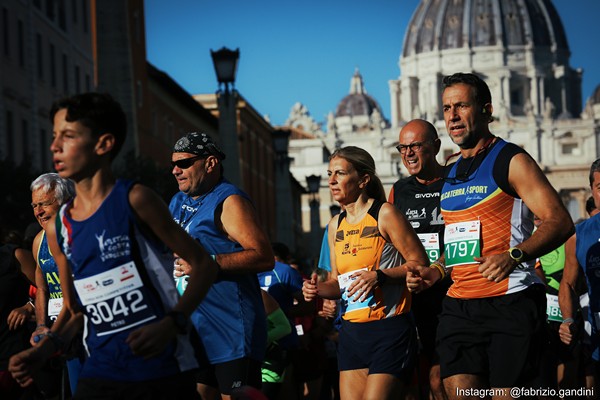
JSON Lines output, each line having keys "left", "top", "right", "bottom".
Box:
{"left": 510, "top": 248, "right": 523, "bottom": 261}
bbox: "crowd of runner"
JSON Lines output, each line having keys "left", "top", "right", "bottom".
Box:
{"left": 1, "top": 73, "right": 599, "bottom": 400}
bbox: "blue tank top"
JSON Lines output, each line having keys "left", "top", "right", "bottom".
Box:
{"left": 37, "top": 233, "right": 63, "bottom": 321}
{"left": 169, "top": 179, "right": 267, "bottom": 364}
{"left": 57, "top": 180, "right": 198, "bottom": 381}
{"left": 575, "top": 214, "right": 600, "bottom": 361}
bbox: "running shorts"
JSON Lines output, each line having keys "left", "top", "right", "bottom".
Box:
{"left": 337, "top": 313, "right": 418, "bottom": 381}
{"left": 436, "top": 284, "right": 546, "bottom": 388}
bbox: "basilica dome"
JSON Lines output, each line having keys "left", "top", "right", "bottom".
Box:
{"left": 403, "top": 0, "right": 569, "bottom": 57}
{"left": 335, "top": 69, "right": 384, "bottom": 119}
{"left": 391, "top": 0, "right": 580, "bottom": 125}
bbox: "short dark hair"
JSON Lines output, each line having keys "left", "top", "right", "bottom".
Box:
{"left": 50, "top": 92, "right": 127, "bottom": 159}
{"left": 585, "top": 196, "right": 597, "bottom": 215}
{"left": 271, "top": 242, "right": 291, "bottom": 262}
{"left": 589, "top": 158, "right": 600, "bottom": 186}
{"left": 442, "top": 72, "right": 492, "bottom": 108}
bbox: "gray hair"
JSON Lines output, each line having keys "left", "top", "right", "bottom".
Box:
{"left": 30, "top": 173, "right": 75, "bottom": 205}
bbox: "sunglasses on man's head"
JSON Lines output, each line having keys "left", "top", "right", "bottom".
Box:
{"left": 171, "top": 156, "right": 202, "bottom": 169}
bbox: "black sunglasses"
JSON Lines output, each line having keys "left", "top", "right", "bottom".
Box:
{"left": 171, "top": 156, "right": 202, "bottom": 169}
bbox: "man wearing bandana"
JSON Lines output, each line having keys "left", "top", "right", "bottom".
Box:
{"left": 169, "top": 132, "right": 274, "bottom": 399}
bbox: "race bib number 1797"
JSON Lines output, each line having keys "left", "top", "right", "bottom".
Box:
{"left": 444, "top": 221, "right": 481, "bottom": 267}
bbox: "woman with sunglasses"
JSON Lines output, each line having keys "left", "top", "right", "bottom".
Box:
{"left": 302, "top": 146, "right": 428, "bottom": 400}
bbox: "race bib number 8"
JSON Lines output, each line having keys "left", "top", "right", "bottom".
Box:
{"left": 545, "top": 294, "right": 563, "bottom": 322}
{"left": 73, "top": 262, "right": 156, "bottom": 336}
{"left": 444, "top": 221, "right": 481, "bottom": 267}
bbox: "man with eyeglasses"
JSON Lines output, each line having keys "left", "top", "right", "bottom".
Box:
{"left": 169, "top": 131, "right": 274, "bottom": 399}
{"left": 406, "top": 73, "right": 574, "bottom": 398}
{"left": 388, "top": 119, "right": 449, "bottom": 400}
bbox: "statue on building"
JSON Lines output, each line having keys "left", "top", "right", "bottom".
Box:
{"left": 544, "top": 97, "right": 556, "bottom": 121}
{"left": 412, "top": 104, "right": 422, "bottom": 119}
{"left": 495, "top": 99, "right": 510, "bottom": 123}
{"left": 524, "top": 99, "right": 535, "bottom": 119}
{"left": 371, "top": 108, "right": 384, "bottom": 130}
{"left": 285, "top": 102, "right": 322, "bottom": 135}
{"left": 327, "top": 112, "right": 337, "bottom": 135}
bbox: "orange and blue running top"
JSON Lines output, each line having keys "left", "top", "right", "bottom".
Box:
{"left": 440, "top": 138, "right": 541, "bottom": 299}
{"left": 334, "top": 199, "right": 411, "bottom": 322}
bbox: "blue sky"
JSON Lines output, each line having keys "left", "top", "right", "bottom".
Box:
{"left": 145, "top": 0, "right": 600, "bottom": 127}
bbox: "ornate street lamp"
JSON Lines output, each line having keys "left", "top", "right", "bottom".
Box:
{"left": 306, "top": 174, "right": 322, "bottom": 263}
{"left": 306, "top": 174, "right": 321, "bottom": 196}
{"left": 210, "top": 47, "right": 241, "bottom": 186}
{"left": 210, "top": 47, "right": 240, "bottom": 93}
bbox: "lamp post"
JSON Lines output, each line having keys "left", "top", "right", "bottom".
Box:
{"left": 211, "top": 47, "right": 241, "bottom": 186}
{"left": 273, "top": 129, "right": 294, "bottom": 250}
{"left": 329, "top": 204, "right": 341, "bottom": 217}
{"left": 306, "top": 174, "right": 321, "bottom": 264}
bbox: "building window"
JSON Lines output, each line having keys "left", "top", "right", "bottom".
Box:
{"left": 2, "top": 8, "right": 9, "bottom": 57}
{"left": 561, "top": 143, "right": 580, "bottom": 155}
{"left": 18, "top": 20, "right": 24, "bottom": 67}
{"left": 5, "top": 111, "right": 14, "bottom": 161}
{"left": 40, "top": 129, "right": 48, "bottom": 167}
{"left": 50, "top": 43, "right": 56, "bottom": 87}
{"left": 62, "top": 53, "right": 68, "bottom": 93}
{"left": 22, "top": 119, "right": 29, "bottom": 162}
{"left": 152, "top": 110, "right": 157, "bottom": 137}
{"left": 75, "top": 65, "right": 81, "bottom": 93}
{"left": 81, "top": 0, "right": 88, "bottom": 33}
{"left": 46, "top": 0, "right": 55, "bottom": 20}
{"left": 133, "top": 11, "right": 141, "bottom": 43}
{"left": 58, "top": 1, "right": 67, "bottom": 31}
{"left": 71, "top": 0, "right": 77, "bottom": 24}
{"left": 36, "top": 33, "right": 44, "bottom": 80}
{"left": 136, "top": 81, "right": 143, "bottom": 108}
{"left": 85, "top": 73, "right": 91, "bottom": 91}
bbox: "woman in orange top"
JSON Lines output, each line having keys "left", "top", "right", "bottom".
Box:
{"left": 302, "top": 146, "right": 428, "bottom": 400}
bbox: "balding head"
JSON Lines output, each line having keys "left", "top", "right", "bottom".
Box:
{"left": 400, "top": 119, "right": 438, "bottom": 142}
{"left": 396, "top": 119, "right": 442, "bottom": 181}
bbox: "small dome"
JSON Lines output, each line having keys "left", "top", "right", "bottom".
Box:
{"left": 590, "top": 84, "right": 600, "bottom": 106}
{"left": 335, "top": 70, "right": 384, "bottom": 118}
{"left": 403, "top": 0, "right": 569, "bottom": 58}
{"left": 335, "top": 94, "right": 382, "bottom": 118}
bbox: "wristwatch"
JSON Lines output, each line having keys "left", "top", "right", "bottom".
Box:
{"left": 508, "top": 247, "right": 524, "bottom": 263}
{"left": 166, "top": 311, "right": 189, "bottom": 334}
{"left": 376, "top": 269, "right": 387, "bottom": 286}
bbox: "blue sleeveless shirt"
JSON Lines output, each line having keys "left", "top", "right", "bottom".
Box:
{"left": 169, "top": 179, "right": 267, "bottom": 364}
{"left": 37, "top": 233, "right": 63, "bottom": 321}
{"left": 57, "top": 180, "right": 198, "bottom": 381}
{"left": 575, "top": 213, "right": 600, "bottom": 361}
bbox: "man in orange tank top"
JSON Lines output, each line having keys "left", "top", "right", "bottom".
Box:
{"left": 407, "top": 73, "right": 574, "bottom": 399}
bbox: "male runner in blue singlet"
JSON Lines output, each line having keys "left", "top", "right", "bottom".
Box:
{"left": 170, "top": 131, "right": 273, "bottom": 399}
{"left": 559, "top": 158, "right": 600, "bottom": 393}
{"left": 9, "top": 92, "right": 218, "bottom": 400}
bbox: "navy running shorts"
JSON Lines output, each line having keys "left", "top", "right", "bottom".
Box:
{"left": 337, "top": 313, "right": 418, "bottom": 381}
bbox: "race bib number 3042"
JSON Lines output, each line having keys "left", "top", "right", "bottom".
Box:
{"left": 444, "top": 221, "right": 481, "bottom": 267}
{"left": 73, "top": 262, "right": 156, "bottom": 336}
